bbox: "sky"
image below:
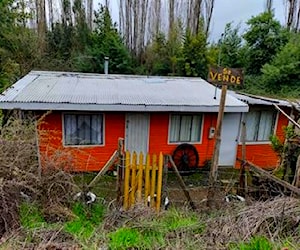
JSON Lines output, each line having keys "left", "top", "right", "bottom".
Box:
{"left": 97, "top": 0, "right": 287, "bottom": 42}
{"left": 210, "top": 0, "right": 286, "bottom": 41}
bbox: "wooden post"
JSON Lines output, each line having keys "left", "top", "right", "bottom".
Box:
{"left": 210, "top": 84, "right": 228, "bottom": 184}
{"left": 144, "top": 154, "right": 150, "bottom": 205}
{"left": 207, "top": 84, "right": 227, "bottom": 208}
{"left": 162, "top": 155, "right": 169, "bottom": 208}
{"left": 123, "top": 151, "right": 131, "bottom": 210}
{"left": 241, "top": 159, "right": 300, "bottom": 196}
{"left": 116, "top": 138, "right": 124, "bottom": 205}
{"left": 137, "top": 152, "right": 144, "bottom": 202}
{"left": 88, "top": 150, "right": 118, "bottom": 188}
{"left": 169, "top": 156, "right": 196, "bottom": 210}
{"left": 292, "top": 154, "right": 300, "bottom": 188}
{"left": 156, "top": 152, "right": 163, "bottom": 212}
{"left": 238, "top": 121, "right": 246, "bottom": 195}
{"left": 273, "top": 104, "right": 300, "bottom": 130}
{"left": 150, "top": 154, "right": 157, "bottom": 207}
{"left": 130, "top": 152, "right": 137, "bottom": 207}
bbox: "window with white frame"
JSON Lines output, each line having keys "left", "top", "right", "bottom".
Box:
{"left": 169, "top": 114, "right": 202, "bottom": 143}
{"left": 64, "top": 114, "right": 103, "bottom": 145}
{"left": 244, "top": 110, "right": 277, "bottom": 142}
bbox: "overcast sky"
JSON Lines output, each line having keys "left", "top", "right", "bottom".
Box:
{"left": 97, "top": 0, "right": 286, "bottom": 42}
{"left": 210, "top": 0, "right": 286, "bottom": 41}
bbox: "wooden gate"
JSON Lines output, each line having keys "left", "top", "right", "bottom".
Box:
{"left": 123, "top": 151, "right": 163, "bottom": 211}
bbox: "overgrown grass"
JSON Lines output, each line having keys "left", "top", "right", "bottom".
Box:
{"left": 107, "top": 207, "right": 205, "bottom": 249}
{"left": 64, "top": 202, "right": 105, "bottom": 240}
{"left": 20, "top": 202, "right": 46, "bottom": 229}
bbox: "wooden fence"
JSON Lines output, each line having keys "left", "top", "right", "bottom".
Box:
{"left": 123, "top": 151, "right": 163, "bottom": 211}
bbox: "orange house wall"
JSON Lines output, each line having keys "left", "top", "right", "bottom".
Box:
{"left": 149, "top": 113, "right": 217, "bottom": 166}
{"left": 236, "top": 112, "right": 289, "bottom": 169}
{"left": 39, "top": 112, "right": 218, "bottom": 171}
{"left": 39, "top": 112, "right": 125, "bottom": 171}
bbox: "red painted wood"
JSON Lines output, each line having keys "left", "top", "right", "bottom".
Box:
{"left": 236, "top": 112, "right": 289, "bottom": 169}
{"left": 38, "top": 112, "right": 125, "bottom": 171}
{"left": 38, "top": 109, "right": 289, "bottom": 171}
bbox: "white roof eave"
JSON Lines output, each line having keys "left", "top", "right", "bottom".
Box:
{"left": 0, "top": 102, "right": 249, "bottom": 113}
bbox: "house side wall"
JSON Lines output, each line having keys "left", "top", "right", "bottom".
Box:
{"left": 149, "top": 113, "right": 217, "bottom": 166}
{"left": 39, "top": 112, "right": 125, "bottom": 171}
{"left": 235, "top": 111, "right": 289, "bottom": 169}
{"left": 38, "top": 111, "right": 218, "bottom": 171}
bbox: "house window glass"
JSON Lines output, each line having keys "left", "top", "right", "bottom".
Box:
{"left": 169, "top": 114, "right": 202, "bottom": 143}
{"left": 245, "top": 110, "right": 277, "bottom": 141}
{"left": 64, "top": 114, "right": 103, "bottom": 145}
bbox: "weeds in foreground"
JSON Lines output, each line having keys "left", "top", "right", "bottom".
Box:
{"left": 64, "top": 202, "right": 105, "bottom": 240}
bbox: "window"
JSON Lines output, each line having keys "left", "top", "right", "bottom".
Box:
{"left": 169, "top": 114, "right": 202, "bottom": 143}
{"left": 64, "top": 114, "right": 103, "bottom": 145}
{"left": 245, "top": 110, "right": 277, "bottom": 142}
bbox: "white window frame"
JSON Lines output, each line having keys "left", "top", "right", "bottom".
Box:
{"left": 168, "top": 113, "right": 204, "bottom": 144}
{"left": 241, "top": 109, "right": 278, "bottom": 145}
{"left": 62, "top": 112, "right": 105, "bottom": 147}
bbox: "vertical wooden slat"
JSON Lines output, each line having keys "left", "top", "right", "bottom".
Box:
{"left": 130, "top": 152, "right": 137, "bottom": 207}
{"left": 123, "top": 151, "right": 131, "bottom": 210}
{"left": 156, "top": 152, "right": 163, "bottom": 212}
{"left": 137, "top": 152, "right": 144, "bottom": 202}
{"left": 144, "top": 154, "right": 150, "bottom": 205}
{"left": 150, "top": 154, "right": 157, "bottom": 207}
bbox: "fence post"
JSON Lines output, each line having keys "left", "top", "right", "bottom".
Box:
{"left": 156, "top": 152, "right": 164, "bottom": 212}
{"left": 130, "top": 152, "right": 137, "bottom": 207}
{"left": 144, "top": 154, "right": 150, "bottom": 205}
{"left": 123, "top": 151, "right": 131, "bottom": 210}
{"left": 150, "top": 154, "right": 157, "bottom": 207}
{"left": 137, "top": 152, "right": 144, "bottom": 202}
{"left": 117, "top": 138, "right": 124, "bottom": 205}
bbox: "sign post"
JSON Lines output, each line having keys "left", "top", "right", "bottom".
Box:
{"left": 207, "top": 66, "right": 244, "bottom": 208}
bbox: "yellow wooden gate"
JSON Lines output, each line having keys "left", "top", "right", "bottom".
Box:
{"left": 123, "top": 151, "right": 163, "bottom": 211}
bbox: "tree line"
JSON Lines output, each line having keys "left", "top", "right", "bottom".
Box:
{"left": 0, "top": 0, "right": 300, "bottom": 97}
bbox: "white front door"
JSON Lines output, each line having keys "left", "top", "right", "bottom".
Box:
{"left": 219, "top": 113, "right": 241, "bottom": 166}
{"left": 125, "top": 113, "right": 150, "bottom": 155}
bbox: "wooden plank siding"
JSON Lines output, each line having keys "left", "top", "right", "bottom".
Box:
{"left": 37, "top": 109, "right": 289, "bottom": 171}
{"left": 236, "top": 111, "right": 289, "bottom": 169}
{"left": 38, "top": 111, "right": 218, "bottom": 171}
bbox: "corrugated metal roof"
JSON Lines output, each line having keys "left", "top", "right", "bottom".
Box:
{"left": 228, "top": 90, "right": 291, "bottom": 107}
{"left": 0, "top": 71, "right": 248, "bottom": 112}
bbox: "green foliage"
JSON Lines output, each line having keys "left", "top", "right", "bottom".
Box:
{"left": 218, "top": 23, "right": 243, "bottom": 68}
{"left": 270, "top": 135, "right": 283, "bottom": 154}
{"left": 262, "top": 33, "right": 300, "bottom": 94}
{"left": 74, "top": 5, "right": 132, "bottom": 74}
{"left": 108, "top": 208, "right": 203, "bottom": 249}
{"left": 109, "top": 227, "right": 142, "bottom": 250}
{"left": 64, "top": 202, "right": 105, "bottom": 239}
{"left": 160, "top": 208, "right": 199, "bottom": 231}
{"left": 20, "top": 202, "right": 46, "bottom": 229}
{"left": 230, "top": 236, "right": 273, "bottom": 250}
{"left": 181, "top": 28, "right": 208, "bottom": 78}
{"left": 243, "top": 12, "right": 289, "bottom": 75}
{"left": 284, "top": 125, "right": 295, "bottom": 139}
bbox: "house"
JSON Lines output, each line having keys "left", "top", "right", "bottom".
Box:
{"left": 229, "top": 91, "right": 292, "bottom": 168}
{"left": 0, "top": 71, "right": 290, "bottom": 171}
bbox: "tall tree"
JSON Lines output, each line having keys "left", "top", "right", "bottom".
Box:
{"left": 262, "top": 33, "right": 300, "bottom": 93}
{"left": 181, "top": 25, "right": 208, "bottom": 78}
{"left": 74, "top": 5, "right": 132, "bottom": 74}
{"left": 265, "top": 0, "right": 273, "bottom": 12}
{"left": 243, "top": 12, "right": 289, "bottom": 75}
{"left": 218, "top": 23, "right": 243, "bottom": 68}
{"left": 0, "top": 0, "right": 38, "bottom": 90}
